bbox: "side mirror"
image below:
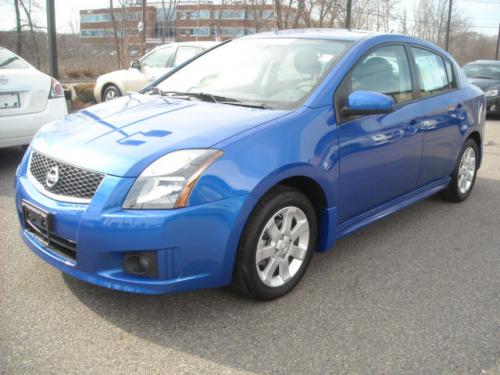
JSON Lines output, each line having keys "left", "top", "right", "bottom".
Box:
{"left": 131, "top": 59, "right": 141, "bottom": 69}
{"left": 342, "top": 90, "right": 395, "bottom": 117}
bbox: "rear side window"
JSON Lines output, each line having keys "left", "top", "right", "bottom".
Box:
{"left": 173, "top": 46, "right": 203, "bottom": 66}
{"left": 411, "top": 47, "right": 449, "bottom": 95}
{"left": 444, "top": 60, "right": 456, "bottom": 88}
{"left": 141, "top": 47, "right": 174, "bottom": 68}
{"left": 0, "top": 48, "right": 29, "bottom": 69}
{"left": 350, "top": 45, "right": 413, "bottom": 103}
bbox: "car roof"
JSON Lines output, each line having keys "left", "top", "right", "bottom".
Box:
{"left": 465, "top": 60, "right": 500, "bottom": 65}
{"left": 155, "top": 41, "right": 217, "bottom": 49}
{"left": 242, "top": 28, "right": 380, "bottom": 42}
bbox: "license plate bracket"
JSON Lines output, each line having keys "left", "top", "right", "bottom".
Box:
{"left": 22, "top": 200, "right": 51, "bottom": 246}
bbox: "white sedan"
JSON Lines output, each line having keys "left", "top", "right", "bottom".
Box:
{"left": 0, "top": 47, "right": 67, "bottom": 149}
{"left": 94, "top": 41, "right": 216, "bottom": 102}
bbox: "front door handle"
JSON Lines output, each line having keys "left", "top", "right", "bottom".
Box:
{"left": 406, "top": 119, "right": 420, "bottom": 135}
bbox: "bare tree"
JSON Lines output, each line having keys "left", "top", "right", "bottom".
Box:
{"left": 14, "top": 0, "right": 22, "bottom": 55}
{"left": 18, "top": 0, "right": 41, "bottom": 68}
{"left": 160, "top": 0, "right": 178, "bottom": 43}
{"left": 110, "top": 0, "right": 122, "bottom": 68}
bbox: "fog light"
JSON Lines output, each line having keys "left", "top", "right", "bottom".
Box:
{"left": 123, "top": 252, "right": 157, "bottom": 277}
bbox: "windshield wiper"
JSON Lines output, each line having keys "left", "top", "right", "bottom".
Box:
{"left": 219, "top": 101, "right": 273, "bottom": 110}
{"left": 158, "top": 90, "right": 273, "bottom": 109}
{"left": 159, "top": 91, "right": 218, "bottom": 103}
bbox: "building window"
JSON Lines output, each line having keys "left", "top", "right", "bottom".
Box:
{"left": 80, "top": 13, "right": 112, "bottom": 23}
{"left": 80, "top": 29, "right": 112, "bottom": 37}
{"left": 244, "top": 27, "right": 256, "bottom": 35}
{"left": 192, "top": 27, "right": 210, "bottom": 36}
{"left": 178, "top": 27, "right": 211, "bottom": 37}
{"left": 220, "top": 10, "right": 245, "bottom": 19}
{"left": 246, "top": 10, "right": 274, "bottom": 20}
{"left": 190, "top": 10, "right": 210, "bottom": 19}
{"left": 263, "top": 10, "right": 274, "bottom": 19}
{"left": 176, "top": 11, "right": 186, "bottom": 20}
{"left": 221, "top": 27, "right": 244, "bottom": 36}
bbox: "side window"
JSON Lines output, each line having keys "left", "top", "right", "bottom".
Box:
{"left": 350, "top": 45, "right": 413, "bottom": 104}
{"left": 141, "top": 47, "right": 174, "bottom": 68}
{"left": 411, "top": 47, "right": 449, "bottom": 96}
{"left": 444, "top": 59, "right": 456, "bottom": 88}
{"left": 173, "top": 46, "right": 203, "bottom": 66}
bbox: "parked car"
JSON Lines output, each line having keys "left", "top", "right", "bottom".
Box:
{"left": 464, "top": 60, "right": 500, "bottom": 115}
{"left": 16, "top": 30, "right": 485, "bottom": 300}
{"left": 0, "top": 47, "right": 67, "bottom": 148}
{"left": 94, "top": 41, "right": 216, "bottom": 102}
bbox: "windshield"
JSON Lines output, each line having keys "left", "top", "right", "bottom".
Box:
{"left": 0, "top": 48, "right": 29, "bottom": 69}
{"left": 464, "top": 63, "right": 500, "bottom": 80}
{"left": 155, "top": 38, "right": 352, "bottom": 109}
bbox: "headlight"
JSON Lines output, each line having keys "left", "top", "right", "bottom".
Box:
{"left": 485, "top": 89, "right": 499, "bottom": 97}
{"left": 123, "top": 149, "right": 223, "bottom": 209}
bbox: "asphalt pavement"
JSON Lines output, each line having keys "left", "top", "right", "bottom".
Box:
{"left": 1, "top": 119, "right": 499, "bottom": 375}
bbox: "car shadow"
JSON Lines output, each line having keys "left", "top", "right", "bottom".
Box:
{"left": 0, "top": 146, "right": 25, "bottom": 199}
{"left": 63, "top": 175, "right": 500, "bottom": 374}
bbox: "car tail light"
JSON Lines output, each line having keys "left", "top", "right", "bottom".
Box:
{"left": 48, "top": 78, "right": 64, "bottom": 99}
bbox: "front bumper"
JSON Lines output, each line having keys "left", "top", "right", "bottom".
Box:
{"left": 486, "top": 96, "right": 500, "bottom": 114}
{"left": 15, "top": 155, "right": 248, "bottom": 294}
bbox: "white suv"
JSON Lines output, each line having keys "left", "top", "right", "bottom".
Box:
{"left": 94, "top": 41, "right": 216, "bottom": 102}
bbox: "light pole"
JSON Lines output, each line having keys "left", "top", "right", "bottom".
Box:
{"left": 445, "top": 0, "right": 453, "bottom": 51}
{"left": 46, "top": 0, "right": 58, "bottom": 79}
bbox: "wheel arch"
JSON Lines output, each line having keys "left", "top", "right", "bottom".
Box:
{"left": 223, "top": 166, "right": 337, "bottom": 282}
{"left": 101, "top": 82, "right": 123, "bottom": 101}
{"left": 466, "top": 130, "right": 482, "bottom": 168}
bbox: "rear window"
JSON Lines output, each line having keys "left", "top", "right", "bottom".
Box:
{"left": 0, "top": 48, "right": 29, "bottom": 69}
{"left": 411, "top": 47, "right": 450, "bottom": 96}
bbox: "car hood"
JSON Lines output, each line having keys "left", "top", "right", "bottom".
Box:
{"left": 467, "top": 77, "right": 500, "bottom": 91}
{"left": 31, "top": 93, "right": 290, "bottom": 177}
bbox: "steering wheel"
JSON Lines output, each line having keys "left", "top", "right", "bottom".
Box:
{"left": 294, "top": 81, "right": 316, "bottom": 93}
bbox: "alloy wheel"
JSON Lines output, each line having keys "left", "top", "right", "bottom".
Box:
{"left": 255, "top": 206, "right": 310, "bottom": 288}
{"left": 457, "top": 146, "right": 476, "bottom": 194}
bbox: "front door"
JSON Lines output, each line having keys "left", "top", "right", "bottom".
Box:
{"left": 336, "top": 44, "right": 423, "bottom": 223}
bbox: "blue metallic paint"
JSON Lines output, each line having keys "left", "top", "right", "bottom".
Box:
{"left": 346, "top": 90, "right": 395, "bottom": 113}
{"left": 15, "top": 30, "right": 485, "bottom": 294}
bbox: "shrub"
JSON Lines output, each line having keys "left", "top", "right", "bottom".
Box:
{"left": 81, "top": 68, "right": 95, "bottom": 78}
{"left": 73, "top": 83, "right": 95, "bottom": 104}
{"left": 66, "top": 70, "right": 81, "bottom": 79}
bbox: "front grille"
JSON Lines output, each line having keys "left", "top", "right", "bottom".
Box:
{"left": 24, "top": 219, "right": 77, "bottom": 261}
{"left": 29, "top": 151, "right": 104, "bottom": 202}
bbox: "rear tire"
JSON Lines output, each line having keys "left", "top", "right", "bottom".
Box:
{"left": 233, "top": 186, "right": 317, "bottom": 300}
{"left": 102, "top": 84, "right": 121, "bottom": 102}
{"left": 441, "top": 138, "right": 479, "bottom": 202}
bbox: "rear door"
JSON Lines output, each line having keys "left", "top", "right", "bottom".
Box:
{"left": 409, "top": 46, "right": 464, "bottom": 185}
{"left": 336, "top": 44, "right": 423, "bottom": 223}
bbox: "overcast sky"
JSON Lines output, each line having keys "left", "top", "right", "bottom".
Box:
{"left": 0, "top": 0, "right": 499, "bottom": 36}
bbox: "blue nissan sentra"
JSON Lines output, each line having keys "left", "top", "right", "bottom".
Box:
{"left": 15, "top": 29, "right": 485, "bottom": 300}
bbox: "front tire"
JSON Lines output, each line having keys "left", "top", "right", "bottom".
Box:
{"left": 102, "top": 84, "right": 121, "bottom": 102}
{"left": 233, "top": 186, "right": 317, "bottom": 300}
{"left": 441, "top": 138, "right": 479, "bottom": 202}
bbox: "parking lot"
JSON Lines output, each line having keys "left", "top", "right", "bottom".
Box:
{"left": 0, "top": 119, "right": 498, "bottom": 374}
